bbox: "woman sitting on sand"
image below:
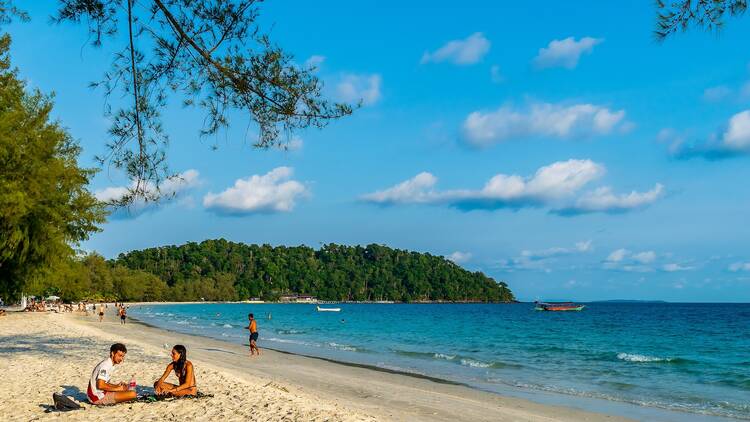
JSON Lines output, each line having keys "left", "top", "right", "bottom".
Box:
{"left": 153, "top": 345, "right": 197, "bottom": 397}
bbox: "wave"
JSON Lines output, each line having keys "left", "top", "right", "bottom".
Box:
{"left": 265, "top": 337, "right": 317, "bottom": 347}
{"left": 616, "top": 353, "right": 691, "bottom": 364}
{"left": 327, "top": 342, "right": 360, "bottom": 352}
{"left": 277, "top": 329, "right": 306, "bottom": 335}
{"left": 222, "top": 324, "right": 233, "bottom": 328}
{"left": 497, "top": 378, "right": 750, "bottom": 420}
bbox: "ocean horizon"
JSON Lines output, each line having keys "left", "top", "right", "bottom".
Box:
{"left": 130, "top": 302, "right": 750, "bottom": 421}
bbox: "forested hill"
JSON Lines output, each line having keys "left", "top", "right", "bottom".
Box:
{"left": 114, "top": 239, "right": 514, "bottom": 302}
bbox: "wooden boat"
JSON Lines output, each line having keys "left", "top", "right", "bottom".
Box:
{"left": 316, "top": 305, "right": 341, "bottom": 312}
{"left": 534, "top": 301, "right": 585, "bottom": 311}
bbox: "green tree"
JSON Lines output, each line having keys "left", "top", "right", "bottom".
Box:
{"left": 0, "top": 35, "right": 106, "bottom": 302}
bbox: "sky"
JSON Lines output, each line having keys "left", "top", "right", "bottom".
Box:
{"left": 6, "top": 1, "right": 750, "bottom": 302}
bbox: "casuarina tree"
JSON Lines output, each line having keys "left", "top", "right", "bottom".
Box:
{"left": 0, "top": 35, "right": 106, "bottom": 302}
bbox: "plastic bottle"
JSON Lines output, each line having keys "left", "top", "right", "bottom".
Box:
{"left": 129, "top": 375, "right": 136, "bottom": 391}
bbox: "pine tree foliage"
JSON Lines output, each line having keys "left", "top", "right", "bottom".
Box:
{"left": 0, "top": 35, "right": 106, "bottom": 301}
{"left": 655, "top": 0, "right": 747, "bottom": 40}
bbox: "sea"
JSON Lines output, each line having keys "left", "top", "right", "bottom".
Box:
{"left": 129, "top": 302, "right": 750, "bottom": 421}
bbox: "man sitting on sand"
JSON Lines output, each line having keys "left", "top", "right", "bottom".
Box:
{"left": 87, "top": 343, "right": 137, "bottom": 405}
{"left": 153, "top": 344, "right": 197, "bottom": 397}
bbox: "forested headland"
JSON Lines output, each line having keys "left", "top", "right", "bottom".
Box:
{"left": 26, "top": 240, "right": 514, "bottom": 303}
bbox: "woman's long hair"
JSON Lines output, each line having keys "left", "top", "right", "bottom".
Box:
{"left": 172, "top": 344, "right": 187, "bottom": 375}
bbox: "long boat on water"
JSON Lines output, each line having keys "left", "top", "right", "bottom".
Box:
{"left": 534, "top": 301, "right": 585, "bottom": 311}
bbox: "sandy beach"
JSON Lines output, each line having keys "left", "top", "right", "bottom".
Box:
{"left": 0, "top": 310, "right": 631, "bottom": 422}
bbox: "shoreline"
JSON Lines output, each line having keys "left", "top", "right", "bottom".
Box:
{"left": 1, "top": 310, "right": 636, "bottom": 421}
{"left": 125, "top": 303, "right": 739, "bottom": 422}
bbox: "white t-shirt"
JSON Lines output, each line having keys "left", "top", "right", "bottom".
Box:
{"left": 89, "top": 358, "right": 115, "bottom": 400}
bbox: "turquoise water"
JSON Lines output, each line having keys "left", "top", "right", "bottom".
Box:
{"left": 130, "top": 303, "right": 750, "bottom": 420}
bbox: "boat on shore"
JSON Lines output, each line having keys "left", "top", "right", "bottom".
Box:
{"left": 316, "top": 305, "right": 341, "bottom": 312}
{"left": 534, "top": 301, "right": 585, "bottom": 312}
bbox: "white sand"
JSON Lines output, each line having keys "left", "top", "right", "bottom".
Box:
{"left": 0, "top": 311, "right": 632, "bottom": 421}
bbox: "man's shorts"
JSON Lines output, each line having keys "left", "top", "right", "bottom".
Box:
{"left": 250, "top": 332, "right": 259, "bottom": 342}
{"left": 89, "top": 391, "right": 117, "bottom": 405}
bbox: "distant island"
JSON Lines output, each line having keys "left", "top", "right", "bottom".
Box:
{"left": 27, "top": 239, "right": 514, "bottom": 303}
{"left": 589, "top": 300, "right": 668, "bottom": 303}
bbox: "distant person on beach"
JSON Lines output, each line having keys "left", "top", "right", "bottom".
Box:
{"left": 87, "top": 343, "right": 137, "bottom": 405}
{"left": 245, "top": 313, "right": 261, "bottom": 356}
{"left": 153, "top": 344, "right": 197, "bottom": 397}
{"left": 98, "top": 304, "right": 105, "bottom": 322}
{"left": 119, "top": 306, "right": 127, "bottom": 324}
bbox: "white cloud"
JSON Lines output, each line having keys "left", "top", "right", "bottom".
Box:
{"left": 520, "top": 240, "right": 593, "bottom": 260}
{"left": 447, "top": 251, "right": 472, "bottom": 264}
{"left": 673, "top": 110, "right": 750, "bottom": 159}
{"left": 663, "top": 263, "right": 695, "bottom": 272}
{"left": 728, "top": 262, "right": 750, "bottom": 272}
{"left": 335, "top": 73, "right": 382, "bottom": 105}
{"left": 278, "top": 135, "right": 303, "bottom": 152}
{"left": 421, "top": 32, "right": 490, "bottom": 65}
{"left": 722, "top": 110, "right": 750, "bottom": 150}
{"left": 606, "top": 248, "right": 630, "bottom": 263}
{"left": 361, "top": 159, "right": 604, "bottom": 209}
{"left": 559, "top": 184, "right": 664, "bottom": 215}
{"left": 95, "top": 169, "right": 201, "bottom": 217}
{"left": 462, "top": 102, "right": 626, "bottom": 147}
{"left": 533, "top": 36, "right": 603, "bottom": 69}
{"left": 304, "top": 55, "right": 326, "bottom": 69}
{"left": 632, "top": 251, "right": 656, "bottom": 264}
{"left": 703, "top": 85, "right": 732, "bottom": 102}
{"left": 490, "top": 65, "right": 503, "bottom": 83}
{"left": 360, "top": 172, "right": 438, "bottom": 205}
{"left": 203, "top": 167, "right": 307, "bottom": 215}
{"left": 362, "top": 160, "right": 662, "bottom": 216}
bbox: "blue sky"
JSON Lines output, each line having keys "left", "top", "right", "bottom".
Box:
{"left": 7, "top": 1, "right": 750, "bottom": 301}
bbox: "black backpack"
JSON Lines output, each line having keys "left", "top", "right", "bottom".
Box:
{"left": 52, "top": 393, "right": 83, "bottom": 412}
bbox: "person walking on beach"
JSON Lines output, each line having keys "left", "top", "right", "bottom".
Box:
{"left": 119, "top": 305, "right": 127, "bottom": 324}
{"left": 153, "top": 344, "right": 197, "bottom": 397}
{"left": 87, "top": 343, "right": 137, "bottom": 405}
{"left": 245, "top": 313, "right": 261, "bottom": 356}
{"left": 98, "top": 304, "right": 105, "bottom": 322}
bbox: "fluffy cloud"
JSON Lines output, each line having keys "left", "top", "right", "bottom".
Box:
{"left": 421, "top": 32, "right": 490, "bottom": 65}
{"left": 672, "top": 110, "right": 750, "bottom": 159}
{"left": 603, "top": 249, "right": 694, "bottom": 272}
{"left": 462, "top": 102, "right": 626, "bottom": 147}
{"left": 360, "top": 172, "right": 438, "bottom": 205}
{"left": 632, "top": 251, "right": 657, "bottom": 264}
{"left": 362, "top": 160, "right": 663, "bottom": 215}
{"left": 521, "top": 240, "right": 593, "bottom": 260}
{"left": 555, "top": 184, "right": 664, "bottom": 215}
{"left": 533, "top": 36, "right": 603, "bottom": 69}
{"left": 447, "top": 251, "right": 472, "bottom": 264}
{"left": 203, "top": 167, "right": 307, "bottom": 215}
{"left": 497, "top": 240, "right": 591, "bottom": 273}
{"left": 728, "top": 262, "right": 750, "bottom": 272}
{"left": 95, "top": 169, "right": 201, "bottom": 218}
{"left": 335, "top": 73, "right": 382, "bottom": 105}
{"left": 361, "top": 159, "right": 604, "bottom": 210}
{"left": 663, "top": 263, "right": 695, "bottom": 272}
{"left": 304, "top": 55, "right": 325, "bottom": 69}
{"left": 606, "top": 248, "right": 629, "bottom": 263}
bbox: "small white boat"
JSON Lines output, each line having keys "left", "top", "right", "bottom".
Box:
{"left": 316, "top": 305, "right": 341, "bottom": 312}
